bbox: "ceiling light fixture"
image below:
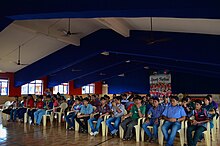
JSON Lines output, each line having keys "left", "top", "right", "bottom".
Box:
{"left": 101, "top": 51, "right": 110, "bottom": 56}
{"left": 118, "top": 73, "right": 125, "bottom": 77}
{"left": 125, "top": 60, "right": 131, "bottom": 63}
{"left": 144, "top": 66, "right": 149, "bottom": 69}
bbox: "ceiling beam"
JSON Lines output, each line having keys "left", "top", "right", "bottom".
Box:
{"left": 95, "top": 18, "right": 130, "bottom": 37}
{"left": 12, "top": 23, "right": 80, "bottom": 46}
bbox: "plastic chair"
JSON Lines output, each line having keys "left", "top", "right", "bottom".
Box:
{"left": 141, "top": 118, "right": 162, "bottom": 142}
{"left": 43, "top": 109, "right": 54, "bottom": 126}
{"left": 119, "top": 117, "right": 143, "bottom": 142}
{"left": 159, "top": 120, "right": 185, "bottom": 146}
{"left": 184, "top": 121, "right": 211, "bottom": 146}
{"left": 66, "top": 111, "right": 75, "bottom": 129}
{"left": 53, "top": 103, "right": 68, "bottom": 123}
{"left": 106, "top": 110, "right": 127, "bottom": 136}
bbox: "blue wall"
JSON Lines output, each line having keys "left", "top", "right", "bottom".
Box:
{"left": 107, "top": 68, "right": 150, "bottom": 94}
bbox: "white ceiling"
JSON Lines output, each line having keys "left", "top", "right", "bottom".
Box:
{"left": 0, "top": 17, "right": 219, "bottom": 72}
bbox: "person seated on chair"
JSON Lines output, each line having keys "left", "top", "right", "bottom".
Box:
{"left": 28, "top": 95, "right": 44, "bottom": 125}
{"left": 203, "top": 96, "right": 216, "bottom": 129}
{"left": 34, "top": 95, "right": 53, "bottom": 126}
{"left": 145, "top": 97, "right": 153, "bottom": 114}
{"left": 161, "top": 96, "right": 186, "bottom": 146}
{"left": 8, "top": 96, "right": 20, "bottom": 122}
{"left": 17, "top": 95, "right": 35, "bottom": 122}
{"left": 90, "top": 94, "right": 101, "bottom": 107}
{"left": 76, "top": 97, "right": 93, "bottom": 133}
{"left": 187, "top": 100, "right": 210, "bottom": 146}
{"left": 121, "top": 95, "right": 146, "bottom": 141}
{"left": 182, "top": 97, "right": 192, "bottom": 115}
{"left": 161, "top": 96, "right": 171, "bottom": 108}
{"left": 142, "top": 97, "right": 164, "bottom": 143}
{"left": 89, "top": 97, "right": 110, "bottom": 136}
{"left": 106, "top": 96, "right": 125, "bottom": 136}
{"left": 65, "top": 97, "right": 82, "bottom": 130}
{"left": 125, "top": 95, "right": 134, "bottom": 112}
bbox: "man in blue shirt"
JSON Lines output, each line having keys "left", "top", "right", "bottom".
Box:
{"left": 161, "top": 96, "right": 186, "bottom": 146}
{"left": 142, "top": 97, "right": 164, "bottom": 143}
{"left": 65, "top": 97, "right": 82, "bottom": 130}
{"left": 187, "top": 100, "right": 210, "bottom": 146}
{"left": 76, "top": 97, "right": 93, "bottom": 133}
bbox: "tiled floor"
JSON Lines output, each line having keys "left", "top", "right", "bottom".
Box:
{"left": 0, "top": 117, "right": 219, "bottom": 146}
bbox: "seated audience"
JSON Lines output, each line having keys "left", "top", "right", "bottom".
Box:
{"left": 121, "top": 94, "right": 128, "bottom": 105}
{"left": 65, "top": 97, "right": 82, "bottom": 130}
{"left": 90, "top": 94, "right": 101, "bottom": 107}
{"left": 106, "top": 96, "right": 125, "bottom": 135}
{"left": 34, "top": 95, "right": 53, "bottom": 126}
{"left": 28, "top": 95, "right": 44, "bottom": 124}
{"left": 89, "top": 97, "right": 110, "bottom": 136}
{"left": 161, "top": 96, "right": 186, "bottom": 146}
{"left": 142, "top": 97, "right": 164, "bottom": 143}
{"left": 76, "top": 97, "right": 93, "bottom": 133}
{"left": 121, "top": 96, "right": 146, "bottom": 141}
{"left": 187, "top": 100, "right": 210, "bottom": 146}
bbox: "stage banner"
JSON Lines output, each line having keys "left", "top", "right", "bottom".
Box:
{"left": 149, "top": 74, "right": 172, "bottom": 97}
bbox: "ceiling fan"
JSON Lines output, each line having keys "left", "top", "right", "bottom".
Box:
{"left": 59, "top": 18, "right": 81, "bottom": 37}
{"left": 14, "top": 46, "right": 29, "bottom": 66}
{"left": 144, "top": 17, "right": 171, "bottom": 45}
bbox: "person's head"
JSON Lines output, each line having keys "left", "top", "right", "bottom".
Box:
{"left": 105, "top": 95, "right": 110, "bottom": 102}
{"left": 52, "top": 96, "right": 57, "bottom": 101}
{"left": 38, "top": 95, "right": 43, "bottom": 101}
{"left": 83, "top": 97, "right": 90, "bottom": 105}
{"left": 153, "top": 98, "right": 160, "bottom": 107}
{"left": 128, "top": 95, "right": 134, "bottom": 102}
{"left": 113, "top": 94, "right": 116, "bottom": 98}
{"left": 186, "top": 96, "right": 191, "bottom": 102}
{"left": 163, "top": 96, "right": 169, "bottom": 103}
{"left": 121, "top": 94, "right": 127, "bottom": 100}
{"left": 75, "top": 97, "right": 81, "bottom": 105}
{"left": 27, "top": 94, "right": 33, "bottom": 99}
{"left": 149, "top": 97, "right": 154, "bottom": 104}
{"left": 91, "top": 94, "right": 96, "bottom": 100}
{"left": 207, "top": 94, "right": 213, "bottom": 102}
{"left": 100, "top": 97, "right": 107, "bottom": 105}
{"left": 170, "top": 96, "right": 179, "bottom": 106}
{"left": 146, "top": 94, "right": 151, "bottom": 100}
{"left": 70, "top": 95, "right": 74, "bottom": 99}
{"left": 204, "top": 96, "right": 211, "bottom": 105}
{"left": 181, "top": 97, "right": 188, "bottom": 106}
{"left": 23, "top": 96, "right": 27, "bottom": 100}
{"left": 133, "top": 96, "right": 142, "bottom": 104}
{"left": 46, "top": 95, "right": 51, "bottom": 101}
{"left": 195, "top": 100, "right": 203, "bottom": 110}
{"left": 114, "top": 96, "right": 122, "bottom": 104}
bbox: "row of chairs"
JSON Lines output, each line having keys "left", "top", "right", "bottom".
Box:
{"left": 65, "top": 108, "right": 219, "bottom": 146}
{"left": 1, "top": 101, "right": 68, "bottom": 126}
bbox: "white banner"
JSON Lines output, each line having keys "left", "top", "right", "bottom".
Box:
{"left": 150, "top": 74, "right": 171, "bottom": 84}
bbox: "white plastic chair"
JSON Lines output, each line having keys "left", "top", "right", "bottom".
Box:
{"left": 141, "top": 118, "right": 163, "bottom": 142}
{"left": 184, "top": 121, "right": 211, "bottom": 146}
{"left": 159, "top": 120, "right": 185, "bottom": 146}
{"left": 106, "top": 110, "right": 127, "bottom": 136}
{"left": 53, "top": 103, "right": 68, "bottom": 123}
{"left": 43, "top": 109, "right": 54, "bottom": 126}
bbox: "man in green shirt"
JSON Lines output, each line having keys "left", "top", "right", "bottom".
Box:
{"left": 121, "top": 95, "right": 146, "bottom": 140}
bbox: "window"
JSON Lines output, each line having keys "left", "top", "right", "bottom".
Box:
{"left": 82, "top": 83, "right": 95, "bottom": 94}
{"left": 21, "top": 80, "right": 43, "bottom": 95}
{"left": 53, "top": 83, "right": 69, "bottom": 94}
{"left": 0, "top": 79, "right": 9, "bottom": 95}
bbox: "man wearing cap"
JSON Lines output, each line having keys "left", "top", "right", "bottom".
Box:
{"left": 142, "top": 97, "right": 164, "bottom": 143}
{"left": 161, "top": 96, "right": 186, "bottom": 146}
{"left": 89, "top": 97, "right": 110, "bottom": 136}
{"left": 187, "top": 100, "right": 210, "bottom": 146}
{"left": 106, "top": 96, "right": 125, "bottom": 135}
{"left": 76, "top": 97, "right": 93, "bottom": 133}
{"left": 121, "top": 96, "right": 146, "bottom": 141}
